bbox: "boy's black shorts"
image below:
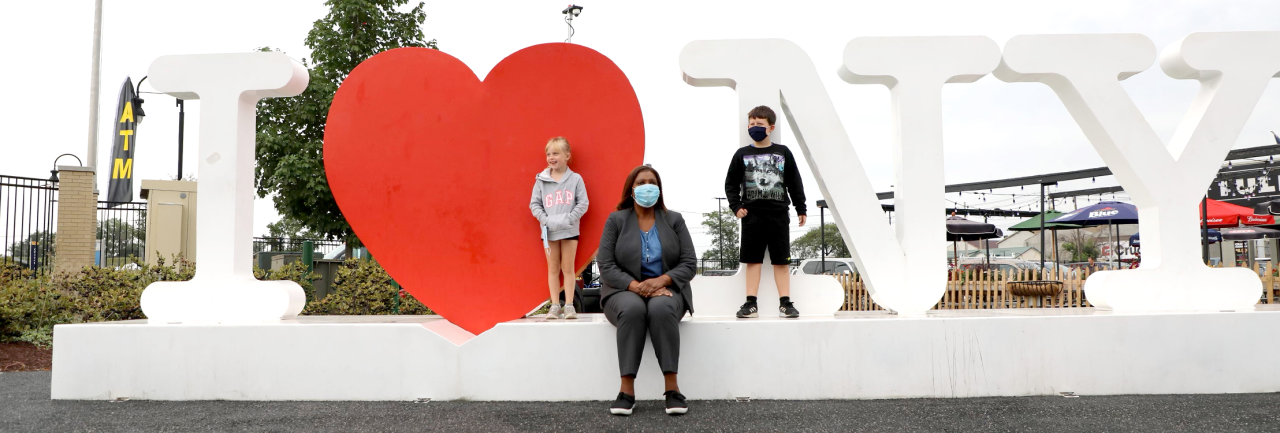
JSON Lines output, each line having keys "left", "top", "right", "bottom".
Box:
{"left": 739, "top": 210, "right": 791, "bottom": 265}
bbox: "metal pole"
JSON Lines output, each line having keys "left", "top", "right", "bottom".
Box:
{"left": 1052, "top": 229, "right": 1060, "bottom": 269}
{"left": 302, "top": 240, "right": 314, "bottom": 274}
{"left": 820, "top": 207, "right": 826, "bottom": 271}
{"left": 1115, "top": 223, "right": 1120, "bottom": 267}
{"left": 393, "top": 280, "right": 401, "bottom": 314}
{"left": 177, "top": 99, "right": 185, "bottom": 179}
{"left": 1202, "top": 196, "right": 1210, "bottom": 264}
{"left": 1039, "top": 183, "right": 1047, "bottom": 273}
{"left": 87, "top": 0, "right": 103, "bottom": 173}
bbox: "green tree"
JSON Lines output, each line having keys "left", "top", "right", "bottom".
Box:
{"left": 6, "top": 231, "right": 55, "bottom": 267}
{"left": 97, "top": 218, "right": 146, "bottom": 262}
{"left": 700, "top": 209, "right": 739, "bottom": 269}
{"left": 255, "top": 0, "right": 438, "bottom": 256}
{"left": 791, "top": 223, "right": 849, "bottom": 260}
{"left": 266, "top": 216, "right": 321, "bottom": 240}
{"left": 1061, "top": 229, "right": 1101, "bottom": 262}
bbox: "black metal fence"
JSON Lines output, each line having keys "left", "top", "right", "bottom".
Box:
{"left": 699, "top": 258, "right": 738, "bottom": 275}
{"left": 254, "top": 237, "right": 344, "bottom": 257}
{"left": 98, "top": 201, "right": 147, "bottom": 267}
{"left": 0, "top": 175, "right": 57, "bottom": 273}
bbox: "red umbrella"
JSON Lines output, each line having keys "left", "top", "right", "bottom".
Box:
{"left": 1201, "top": 198, "right": 1274, "bottom": 227}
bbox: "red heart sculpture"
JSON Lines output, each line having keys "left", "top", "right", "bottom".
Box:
{"left": 324, "top": 44, "right": 645, "bottom": 334}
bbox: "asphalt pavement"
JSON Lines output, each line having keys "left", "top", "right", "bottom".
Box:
{"left": 4, "top": 371, "right": 1280, "bottom": 432}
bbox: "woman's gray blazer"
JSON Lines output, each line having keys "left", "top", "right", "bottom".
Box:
{"left": 597, "top": 208, "right": 698, "bottom": 313}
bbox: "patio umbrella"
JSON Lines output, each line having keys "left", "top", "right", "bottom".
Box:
{"left": 1052, "top": 201, "right": 1139, "bottom": 267}
{"left": 1218, "top": 227, "right": 1280, "bottom": 269}
{"left": 946, "top": 216, "right": 1000, "bottom": 269}
{"left": 1202, "top": 198, "right": 1275, "bottom": 227}
{"left": 1254, "top": 199, "right": 1280, "bottom": 216}
{"left": 1218, "top": 226, "right": 1280, "bottom": 240}
{"left": 1130, "top": 230, "right": 1221, "bottom": 247}
{"left": 1008, "top": 211, "right": 1082, "bottom": 269}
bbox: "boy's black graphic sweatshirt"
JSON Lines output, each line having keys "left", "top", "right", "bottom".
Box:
{"left": 724, "top": 143, "right": 806, "bottom": 216}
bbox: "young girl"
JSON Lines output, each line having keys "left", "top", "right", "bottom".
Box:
{"left": 530, "top": 137, "right": 589, "bottom": 320}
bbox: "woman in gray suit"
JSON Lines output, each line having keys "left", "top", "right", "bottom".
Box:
{"left": 598, "top": 165, "right": 697, "bottom": 416}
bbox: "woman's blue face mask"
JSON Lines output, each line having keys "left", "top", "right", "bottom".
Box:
{"left": 633, "top": 184, "right": 660, "bottom": 208}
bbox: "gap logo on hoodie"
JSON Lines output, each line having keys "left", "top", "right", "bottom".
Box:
{"left": 530, "top": 167, "right": 590, "bottom": 242}
{"left": 544, "top": 190, "right": 576, "bottom": 208}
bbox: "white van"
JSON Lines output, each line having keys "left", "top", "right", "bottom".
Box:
{"left": 795, "top": 258, "right": 857, "bottom": 275}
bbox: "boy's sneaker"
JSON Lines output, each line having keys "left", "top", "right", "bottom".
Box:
{"left": 610, "top": 392, "right": 636, "bottom": 416}
{"left": 664, "top": 390, "right": 688, "bottom": 415}
{"left": 780, "top": 301, "right": 800, "bottom": 318}
{"left": 563, "top": 304, "right": 578, "bottom": 320}
{"left": 546, "top": 304, "right": 563, "bottom": 320}
{"left": 736, "top": 301, "right": 759, "bottom": 318}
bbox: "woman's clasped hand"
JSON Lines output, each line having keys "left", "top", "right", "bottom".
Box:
{"left": 630, "top": 277, "right": 673, "bottom": 297}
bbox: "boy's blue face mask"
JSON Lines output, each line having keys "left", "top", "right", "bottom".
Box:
{"left": 748, "top": 125, "right": 769, "bottom": 142}
{"left": 633, "top": 184, "right": 661, "bottom": 208}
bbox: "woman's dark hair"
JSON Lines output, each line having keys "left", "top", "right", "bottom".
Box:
{"left": 615, "top": 165, "right": 667, "bottom": 211}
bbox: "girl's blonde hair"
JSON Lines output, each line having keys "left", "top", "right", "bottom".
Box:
{"left": 545, "top": 137, "right": 571, "bottom": 157}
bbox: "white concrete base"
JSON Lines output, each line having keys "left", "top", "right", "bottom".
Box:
{"left": 52, "top": 306, "right": 1280, "bottom": 401}
{"left": 1085, "top": 266, "right": 1262, "bottom": 311}
{"left": 140, "top": 278, "right": 306, "bottom": 322}
{"left": 690, "top": 252, "right": 845, "bottom": 317}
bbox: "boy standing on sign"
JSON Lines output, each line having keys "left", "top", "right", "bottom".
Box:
{"left": 724, "top": 106, "right": 806, "bottom": 319}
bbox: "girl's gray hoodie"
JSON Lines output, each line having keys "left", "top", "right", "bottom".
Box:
{"left": 530, "top": 167, "right": 589, "bottom": 242}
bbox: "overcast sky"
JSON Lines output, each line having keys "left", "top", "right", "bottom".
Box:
{"left": 2, "top": 0, "right": 1279, "bottom": 256}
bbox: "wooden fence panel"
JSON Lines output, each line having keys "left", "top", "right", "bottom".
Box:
{"left": 832, "top": 262, "right": 1280, "bottom": 311}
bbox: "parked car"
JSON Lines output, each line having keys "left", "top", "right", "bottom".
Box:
{"left": 952, "top": 258, "right": 1046, "bottom": 273}
{"left": 1063, "top": 261, "right": 1119, "bottom": 272}
{"left": 795, "top": 258, "right": 857, "bottom": 275}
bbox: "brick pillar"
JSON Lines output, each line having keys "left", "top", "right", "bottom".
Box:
{"left": 55, "top": 166, "right": 98, "bottom": 274}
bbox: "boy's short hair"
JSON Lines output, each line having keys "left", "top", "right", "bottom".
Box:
{"left": 747, "top": 105, "right": 776, "bottom": 126}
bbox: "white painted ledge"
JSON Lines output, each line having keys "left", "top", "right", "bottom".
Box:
{"left": 52, "top": 307, "right": 1280, "bottom": 401}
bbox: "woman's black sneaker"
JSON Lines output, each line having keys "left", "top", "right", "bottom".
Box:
{"left": 780, "top": 301, "right": 800, "bottom": 318}
{"left": 664, "top": 390, "right": 688, "bottom": 415}
{"left": 610, "top": 392, "right": 636, "bottom": 416}
{"left": 736, "top": 301, "right": 759, "bottom": 318}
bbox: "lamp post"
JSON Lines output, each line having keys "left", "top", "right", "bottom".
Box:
{"left": 49, "top": 154, "right": 85, "bottom": 182}
{"left": 1039, "top": 182, "right": 1057, "bottom": 276}
{"left": 817, "top": 200, "right": 828, "bottom": 272}
{"left": 133, "top": 76, "right": 148, "bottom": 125}
{"left": 86, "top": 0, "right": 103, "bottom": 174}
{"left": 561, "top": 4, "right": 583, "bottom": 43}
{"left": 177, "top": 99, "right": 185, "bottom": 179}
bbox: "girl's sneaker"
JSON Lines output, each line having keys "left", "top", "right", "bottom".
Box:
{"left": 546, "top": 304, "right": 563, "bottom": 320}
{"left": 563, "top": 305, "right": 578, "bottom": 320}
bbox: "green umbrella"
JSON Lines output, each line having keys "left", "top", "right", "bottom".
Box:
{"left": 1007, "top": 212, "right": 1083, "bottom": 231}
{"left": 1008, "top": 211, "right": 1081, "bottom": 272}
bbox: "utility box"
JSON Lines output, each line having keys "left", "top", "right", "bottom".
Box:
{"left": 141, "top": 180, "right": 198, "bottom": 265}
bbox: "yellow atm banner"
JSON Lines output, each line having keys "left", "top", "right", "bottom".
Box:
{"left": 106, "top": 77, "right": 138, "bottom": 204}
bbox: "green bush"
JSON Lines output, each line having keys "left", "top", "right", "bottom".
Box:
{"left": 0, "top": 256, "right": 433, "bottom": 349}
{"left": 303, "top": 258, "right": 431, "bottom": 315}
{"left": 0, "top": 255, "right": 195, "bottom": 348}
{"left": 254, "top": 260, "right": 322, "bottom": 304}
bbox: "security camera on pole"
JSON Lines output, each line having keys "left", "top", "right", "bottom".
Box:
{"left": 562, "top": 4, "right": 583, "bottom": 43}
